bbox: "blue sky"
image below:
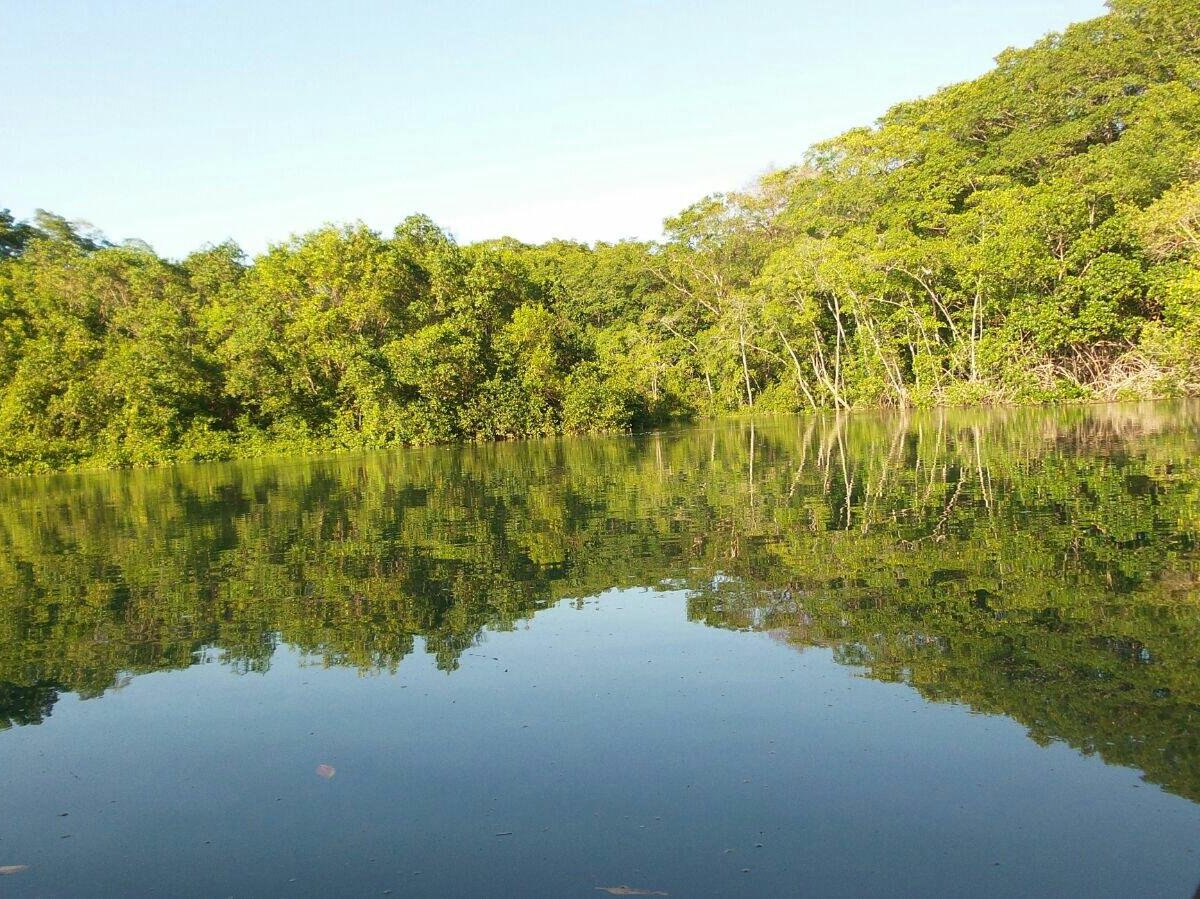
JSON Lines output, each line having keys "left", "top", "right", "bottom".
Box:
{"left": 3, "top": 0, "right": 1106, "bottom": 259}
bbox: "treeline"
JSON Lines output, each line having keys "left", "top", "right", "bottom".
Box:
{"left": 2, "top": 0, "right": 1199, "bottom": 471}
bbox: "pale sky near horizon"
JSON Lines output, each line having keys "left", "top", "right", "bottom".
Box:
{"left": 3, "top": 0, "right": 1107, "bottom": 259}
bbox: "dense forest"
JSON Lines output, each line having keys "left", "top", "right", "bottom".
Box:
{"left": 2, "top": 0, "right": 1199, "bottom": 472}
{"left": 2, "top": 405, "right": 1198, "bottom": 798}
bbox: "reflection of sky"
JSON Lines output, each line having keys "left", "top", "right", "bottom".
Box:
{"left": 2, "top": 588, "right": 1197, "bottom": 898}
{"left": 4, "top": 1, "right": 1105, "bottom": 259}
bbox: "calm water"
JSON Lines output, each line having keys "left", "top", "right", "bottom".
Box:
{"left": 2, "top": 404, "right": 1200, "bottom": 897}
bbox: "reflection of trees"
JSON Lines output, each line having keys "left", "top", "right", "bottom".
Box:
{"left": 682, "top": 403, "right": 1200, "bottom": 800}
{"left": 0, "top": 681, "right": 60, "bottom": 729}
{"left": 695, "top": 570, "right": 1200, "bottom": 801}
{"left": 1, "top": 403, "right": 1199, "bottom": 802}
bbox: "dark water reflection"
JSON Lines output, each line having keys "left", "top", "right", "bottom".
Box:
{"left": 2, "top": 402, "right": 1199, "bottom": 896}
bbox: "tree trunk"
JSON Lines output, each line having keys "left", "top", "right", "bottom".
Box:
{"left": 739, "top": 322, "right": 754, "bottom": 407}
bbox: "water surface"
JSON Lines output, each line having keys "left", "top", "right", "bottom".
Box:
{"left": 2, "top": 404, "right": 1200, "bottom": 896}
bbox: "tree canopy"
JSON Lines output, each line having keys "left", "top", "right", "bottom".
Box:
{"left": 2, "top": 0, "right": 1198, "bottom": 472}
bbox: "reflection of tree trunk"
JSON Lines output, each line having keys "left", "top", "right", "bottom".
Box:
{"left": 818, "top": 418, "right": 836, "bottom": 495}
{"left": 788, "top": 416, "right": 817, "bottom": 499}
{"left": 971, "top": 425, "right": 991, "bottom": 509}
{"left": 932, "top": 413, "right": 945, "bottom": 490}
{"left": 748, "top": 422, "right": 756, "bottom": 506}
{"left": 863, "top": 414, "right": 909, "bottom": 529}
{"left": 834, "top": 418, "right": 853, "bottom": 530}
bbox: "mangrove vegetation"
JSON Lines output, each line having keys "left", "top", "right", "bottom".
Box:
{"left": 1, "top": 0, "right": 1199, "bottom": 472}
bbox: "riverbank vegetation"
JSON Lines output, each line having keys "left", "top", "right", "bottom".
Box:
{"left": 1, "top": 0, "right": 1198, "bottom": 472}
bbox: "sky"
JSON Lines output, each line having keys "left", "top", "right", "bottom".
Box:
{"left": 3, "top": 0, "right": 1107, "bottom": 259}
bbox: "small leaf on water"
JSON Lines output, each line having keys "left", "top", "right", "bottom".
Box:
{"left": 315, "top": 764, "right": 336, "bottom": 779}
{"left": 594, "top": 887, "right": 668, "bottom": 896}
{"left": 0, "top": 866, "right": 29, "bottom": 876}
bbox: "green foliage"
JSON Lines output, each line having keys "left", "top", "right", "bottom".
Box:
{"left": 1, "top": 0, "right": 1199, "bottom": 471}
{"left": 561, "top": 361, "right": 638, "bottom": 434}
{"left": 0, "top": 215, "right": 678, "bottom": 469}
{"left": 2, "top": 404, "right": 1200, "bottom": 802}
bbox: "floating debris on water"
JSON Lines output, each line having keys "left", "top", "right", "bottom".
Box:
{"left": 595, "top": 887, "right": 668, "bottom": 896}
